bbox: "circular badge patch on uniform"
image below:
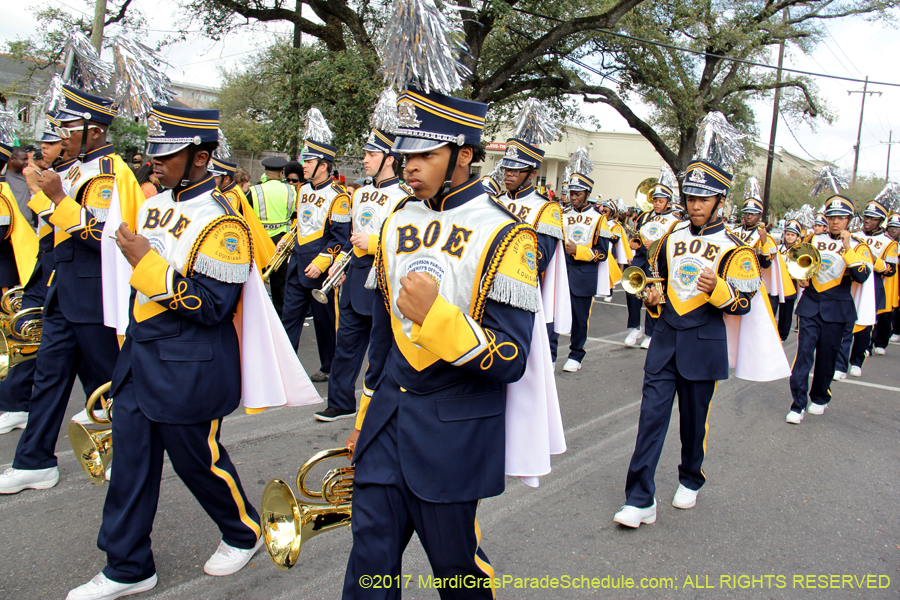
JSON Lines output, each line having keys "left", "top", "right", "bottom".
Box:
{"left": 570, "top": 226, "right": 587, "bottom": 244}
{"left": 359, "top": 207, "right": 375, "bottom": 229}
{"left": 300, "top": 208, "right": 314, "bottom": 225}
{"left": 220, "top": 234, "right": 239, "bottom": 254}
{"left": 100, "top": 187, "right": 113, "bottom": 202}
{"left": 677, "top": 258, "right": 703, "bottom": 286}
{"left": 148, "top": 236, "right": 166, "bottom": 256}
{"left": 521, "top": 243, "right": 537, "bottom": 271}
{"left": 820, "top": 256, "right": 835, "bottom": 274}
{"left": 406, "top": 257, "right": 446, "bottom": 290}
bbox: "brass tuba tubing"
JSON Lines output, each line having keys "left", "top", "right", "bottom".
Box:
{"left": 0, "top": 330, "right": 40, "bottom": 381}
{"left": 67, "top": 381, "right": 113, "bottom": 486}
{"left": 261, "top": 447, "right": 354, "bottom": 571}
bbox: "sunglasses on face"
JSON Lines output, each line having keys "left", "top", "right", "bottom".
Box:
{"left": 54, "top": 125, "right": 100, "bottom": 140}
{"left": 286, "top": 177, "right": 301, "bottom": 183}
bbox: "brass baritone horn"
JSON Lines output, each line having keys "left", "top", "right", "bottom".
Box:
{"left": 260, "top": 447, "right": 354, "bottom": 570}
{"left": 621, "top": 266, "right": 666, "bottom": 301}
{"left": 312, "top": 252, "right": 352, "bottom": 304}
{"left": 0, "top": 329, "right": 40, "bottom": 381}
{"left": 262, "top": 231, "right": 296, "bottom": 284}
{"left": 784, "top": 242, "right": 821, "bottom": 281}
{"left": 67, "top": 382, "right": 113, "bottom": 486}
{"left": 0, "top": 286, "right": 23, "bottom": 315}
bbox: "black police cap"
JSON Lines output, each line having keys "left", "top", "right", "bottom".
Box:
{"left": 261, "top": 156, "right": 288, "bottom": 171}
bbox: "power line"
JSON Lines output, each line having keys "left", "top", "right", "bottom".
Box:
{"left": 508, "top": 6, "right": 900, "bottom": 89}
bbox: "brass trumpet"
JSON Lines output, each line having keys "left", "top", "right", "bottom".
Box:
{"left": 621, "top": 266, "right": 666, "bottom": 302}
{"left": 262, "top": 231, "right": 296, "bottom": 284}
{"left": 784, "top": 242, "right": 821, "bottom": 281}
{"left": 67, "top": 382, "right": 113, "bottom": 486}
{"left": 312, "top": 252, "right": 351, "bottom": 304}
{"left": 260, "top": 447, "right": 354, "bottom": 570}
{"left": 0, "top": 286, "right": 23, "bottom": 315}
{"left": 0, "top": 329, "right": 40, "bottom": 381}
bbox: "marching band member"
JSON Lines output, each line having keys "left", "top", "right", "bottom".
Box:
{"left": 813, "top": 213, "right": 827, "bottom": 235}
{"left": 279, "top": 114, "right": 351, "bottom": 382}
{"left": 317, "top": 125, "right": 406, "bottom": 422}
{"left": 787, "top": 195, "right": 872, "bottom": 423}
{"left": 0, "top": 136, "right": 38, "bottom": 294}
{"left": 561, "top": 172, "right": 610, "bottom": 372}
{"left": 210, "top": 157, "right": 276, "bottom": 268}
{"left": 887, "top": 213, "right": 900, "bottom": 342}
{"left": 615, "top": 157, "right": 786, "bottom": 528}
{"left": 625, "top": 182, "right": 680, "bottom": 348}
{"left": 771, "top": 219, "right": 801, "bottom": 341}
{"left": 0, "top": 86, "right": 137, "bottom": 494}
{"left": 600, "top": 198, "right": 632, "bottom": 293}
{"left": 0, "top": 115, "right": 71, "bottom": 435}
{"left": 858, "top": 200, "right": 898, "bottom": 356}
{"left": 210, "top": 157, "right": 246, "bottom": 214}
{"left": 342, "top": 85, "right": 543, "bottom": 599}
{"left": 67, "top": 107, "right": 264, "bottom": 600}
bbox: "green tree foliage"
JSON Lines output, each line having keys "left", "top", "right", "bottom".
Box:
{"left": 108, "top": 117, "right": 148, "bottom": 156}
{"left": 214, "top": 40, "right": 383, "bottom": 156}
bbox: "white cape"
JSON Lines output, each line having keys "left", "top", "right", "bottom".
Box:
{"left": 505, "top": 304, "right": 567, "bottom": 487}
{"left": 723, "top": 282, "right": 791, "bottom": 381}
{"left": 541, "top": 240, "right": 572, "bottom": 334}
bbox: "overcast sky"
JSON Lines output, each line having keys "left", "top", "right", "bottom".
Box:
{"left": 3, "top": 1, "right": 899, "bottom": 181}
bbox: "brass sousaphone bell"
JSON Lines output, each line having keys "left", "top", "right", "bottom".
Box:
{"left": 784, "top": 242, "right": 821, "bottom": 281}
{"left": 67, "top": 382, "right": 113, "bottom": 485}
{"left": 260, "top": 448, "right": 353, "bottom": 570}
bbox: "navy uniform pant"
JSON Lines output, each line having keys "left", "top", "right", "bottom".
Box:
{"left": 624, "top": 353, "right": 716, "bottom": 508}
{"left": 770, "top": 295, "right": 796, "bottom": 341}
{"left": 625, "top": 290, "right": 642, "bottom": 329}
{"left": 871, "top": 311, "right": 893, "bottom": 349}
{"left": 835, "top": 320, "right": 870, "bottom": 372}
{"left": 547, "top": 322, "right": 559, "bottom": 363}
{"left": 568, "top": 295, "right": 593, "bottom": 362}
{"left": 98, "top": 378, "right": 260, "bottom": 584}
{"left": 13, "top": 303, "right": 119, "bottom": 470}
{"left": 343, "top": 414, "right": 493, "bottom": 600}
{"left": 789, "top": 313, "right": 846, "bottom": 412}
{"left": 267, "top": 232, "right": 289, "bottom": 317}
{"left": 281, "top": 268, "right": 336, "bottom": 373}
{"left": 327, "top": 301, "right": 372, "bottom": 412}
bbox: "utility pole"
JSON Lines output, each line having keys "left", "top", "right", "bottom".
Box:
{"left": 90, "top": 0, "right": 108, "bottom": 54}
{"left": 881, "top": 130, "right": 900, "bottom": 183}
{"left": 848, "top": 76, "right": 881, "bottom": 185}
{"left": 762, "top": 8, "right": 788, "bottom": 223}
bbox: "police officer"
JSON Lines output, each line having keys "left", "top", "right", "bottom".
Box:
{"left": 316, "top": 128, "right": 406, "bottom": 421}
{"left": 0, "top": 114, "right": 76, "bottom": 436}
{"left": 247, "top": 156, "right": 294, "bottom": 316}
{"left": 561, "top": 174, "right": 610, "bottom": 372}
{"left": 0, "top": 86, "right": 138, "bottom": 494}
{"left": 342, "top": 84, "right": 539, "bottom": 600}
{"left": 625, "top": 184, "right": 680, "bottom": 348}
{"left": 615, "top": 159, "right": 761, "bottom": 527}
{"left": 67, "top": 106, "right": 262, "bottom": 600}
{"left": 280, "top": 138, "right": 350, "bottom": 381}
{"left": 787, "top": 195, "right": 872, "bottom": 423}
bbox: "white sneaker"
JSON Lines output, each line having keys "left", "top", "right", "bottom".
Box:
{"left": 624, "top": 328, "right": 642, "bottom": 346}
{"left": 833, "top": 371, "right": 846, "bottom": 381}
{"left": 603, "top": 295, "right": 613, "bottom": 303}
{"left": 0, "top": 466, "right": 59, "bottom": 494}
{"left": 203, "top": 536, "right": 264, "bottom": 576}
{"left": 891, "top": 334, "right": 899, "bottom": 343}
{"left": 0, "top": 411, "right": 27, "bottom": 434}
{"left": 785, "top": 410, "right": 804, "bottom": 424}
{"left": 71, "top": 408, "right": 108, "bottom": 426}
{"left": 613, "top": 500, "right": 657, "bottom": 528}
{"left": 562, "top": 359, "right": 581, "bottom": 373}
{"left": 672, "top": 484, "right": 698, "bottom": 509}
{"left": 849, "top": 365, "right": 862, "bottom": 377}
{"left": 873, "top": 347, "right": 885, "bottom": 356}
{"left": 807, "top": 403, "right": 826, "bottom": 415}
{"left": 640, "top": 336, "right": 652, "bottom": 349}
{"left": 66, "top": 572, "right": 158, "bottom": 600}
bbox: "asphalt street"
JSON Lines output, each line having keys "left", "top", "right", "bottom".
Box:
{"left": 0, "top": 290, "right": 897, "bottom": 600}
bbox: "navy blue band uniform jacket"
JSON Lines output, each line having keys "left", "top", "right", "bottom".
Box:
{"left": 290, "top": 178, "right": 351, "bottom": 288}
{"left": 500, "top": 184, "right": 564, "bottom": 277}
{"left": 355, "top": 178, "right": 541, "bottom": 504}
{"left": 342, "top": 176, "right": 408, "bottom": 317}
{"left": 644, "top": 220, "right": 760, "bottom": 381}
{"left": 30, "top": 146, "right": 129, "bottom": 324}
{"left": 110, "top": 176, "right": 253, "bottom": 425}
{"left": 563, "top": 204, "right": 611, "bottom": 297}
{"left": 632, "top": 208, "right": 680, "bottom": 272}
{"left": 794, "top": 232, "right": 872, "bottom": 323}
